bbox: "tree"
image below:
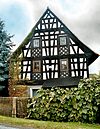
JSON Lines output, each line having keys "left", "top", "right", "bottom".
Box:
{"left": 0, "top": 19, "right": 13, "bottom": 96}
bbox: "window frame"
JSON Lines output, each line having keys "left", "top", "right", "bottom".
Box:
{"left": 33, "top": 60, "right": 41, "bottom": 73}
{"left": 60, "top": 59, "right": 69, "bottom": 72}
{"left": 32, "top": 37, "right": 40, "bottom": 48}
{"left": 59, "top": 35, "right": 67, "bottom": 46}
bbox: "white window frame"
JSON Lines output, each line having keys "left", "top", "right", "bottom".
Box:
{"left": 29, "top": 85, "right": 42, "bottom": 98}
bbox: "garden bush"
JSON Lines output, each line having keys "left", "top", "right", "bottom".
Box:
{"left": 27, "top": 78, "right": 100, "bottom": 123}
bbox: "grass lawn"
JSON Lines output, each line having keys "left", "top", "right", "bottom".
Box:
{"left": 0, "top": 115, "right": 100, "bottom": 129}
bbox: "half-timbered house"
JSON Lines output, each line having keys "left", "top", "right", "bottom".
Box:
{"left": 9, "top": 8, "right": 99, "bottom": 97}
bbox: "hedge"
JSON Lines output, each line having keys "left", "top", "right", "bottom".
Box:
{"left": 27, "top": 78, "right": 100, "bottom": 123}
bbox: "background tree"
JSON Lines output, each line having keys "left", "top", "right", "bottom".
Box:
{"left": 0, "top": 19, "right": 13, "bottom": 96}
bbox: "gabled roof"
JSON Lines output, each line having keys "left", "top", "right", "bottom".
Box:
{"left": 11, "top": 8, "right": 99, "bottom": 65}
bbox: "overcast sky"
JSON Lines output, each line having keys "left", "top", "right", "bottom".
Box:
{"left": 0, "top": 0, "right": 100, "bottom": 74}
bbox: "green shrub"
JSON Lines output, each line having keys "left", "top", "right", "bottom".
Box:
{"left": 27, "top": 78, "right": 100, "bottom": 123}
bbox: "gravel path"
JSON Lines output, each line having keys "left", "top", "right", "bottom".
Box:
{"left": 0, "top": 125, "right": 18, "bottom": 129}
{"left": 0, "top": 125, "right": 34, "bottom": 129}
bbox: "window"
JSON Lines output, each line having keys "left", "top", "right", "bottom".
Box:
{"left": 30, "top": 86, "right": 42, "bottom": 97}
{"left": 60, "top": 59, "right": 68, "bottom": 72}
{"left": 33, "top": 60, "right": 41, "bottom": 72}
{"left": 32, "top": 38, "right": 40, "bottom": 48}
{"left": 59, "top": 36, "right": 66, "bottom": 45}
{"left": 32, "top": 89, "right": 38, "bottom": 97}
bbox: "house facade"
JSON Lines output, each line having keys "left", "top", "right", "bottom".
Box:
{"left": 9, "top": 8, "right": 99, "bottom": 97}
